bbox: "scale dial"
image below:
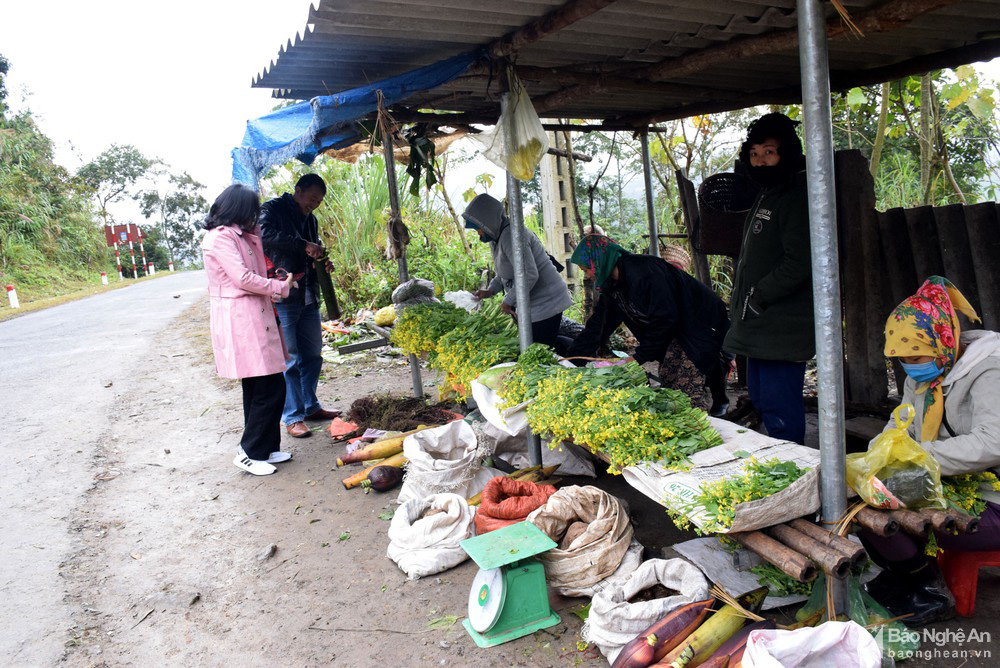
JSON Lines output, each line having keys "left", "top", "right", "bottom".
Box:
{"left": 467, "top": 567, "right": 507, "bottom": 633}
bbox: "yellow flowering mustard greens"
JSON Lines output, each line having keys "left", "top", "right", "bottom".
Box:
{"left": 497, "top": 343, "right": 561, "bottom": 410}
{"left": 525, "top": 362, "right": 722, "bottom": 473}
{"left": 390, "top": 300, "right": 519, "bottom": 399}
{"left": 942, "top": 471, "right": 1000, "bottom": 517}
{"left": 668, "top": 457, "right": 810, "bottom": 535}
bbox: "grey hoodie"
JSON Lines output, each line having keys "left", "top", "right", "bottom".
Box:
{"left": 875, "top": 330, "right": 1000, "bottom": 502}
{"left": 463, "top": 194, "right": 572, "bottom": 323}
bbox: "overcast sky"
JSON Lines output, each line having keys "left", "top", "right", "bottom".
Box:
{"left": 2, "top": 1, "right": 997, "bottom": 225}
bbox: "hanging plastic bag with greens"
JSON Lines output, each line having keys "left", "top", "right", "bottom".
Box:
{"left": 846, "top": 404, "right": 945, "bottom": 510}
{"left": 468, "top": 67, "right": 548, "bottom": 181}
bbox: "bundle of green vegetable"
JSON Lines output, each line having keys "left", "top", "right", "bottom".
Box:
{"left": 525, "top": 361, "right": 722, "bottom": 473}
{"left": 669, "top": 458, "right": 810, "bottom": 534}
{"left": 390, "top": 300, "right": 520, "bottom": 399}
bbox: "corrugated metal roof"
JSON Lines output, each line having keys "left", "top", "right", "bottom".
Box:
{"left": 251, "top": 0, "right": 1000, "bottom": 127}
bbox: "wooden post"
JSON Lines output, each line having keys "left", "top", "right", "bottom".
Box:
{"left": 675, "top": 169, "right": 712, "bottom": 287}
{"left": 731, "top": 531, "right": 818, "bottom": 583}
{"left": 381, "top": 123, "right": 424, "bottom": 400}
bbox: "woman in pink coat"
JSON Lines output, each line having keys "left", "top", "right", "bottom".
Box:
{"left": 202, "top": 184, "right": 297, "bottom": 476}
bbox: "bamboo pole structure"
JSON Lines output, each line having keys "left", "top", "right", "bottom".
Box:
{"left": 951, "top": 510, "right": 980, "bottom": 534}
{"left": 854, "top": 507, "right": 899, "bottom": 536}
{"left": 732, "top": 531, "right": 818, "bottom": 583}
{"left": 788, "top": 519, "right": 867, "bottom": 567}
{"left": 768, "top": 524, "right": 850, "bottom": 578}
{"left": 381, "top": 124, "right": 424, "bottom": 399}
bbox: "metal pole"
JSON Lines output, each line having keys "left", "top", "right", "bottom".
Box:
{"left": 502, "top": 91, "right": 542, "bottom": 466}
{"left": 381, "top": 125, "right": 424, "bottom": 399}
{"left": 797, "top": 0, "right": 847, "bottom": 597}
{"left": 640, "top": 132, "right": 660, "bottom": 257}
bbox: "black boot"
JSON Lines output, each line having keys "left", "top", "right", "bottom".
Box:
{"left": 866, "top": 554, "right": 955, "bottom": 627}
{"left": 706, "top": 364, "right": 730, "bottom": 418}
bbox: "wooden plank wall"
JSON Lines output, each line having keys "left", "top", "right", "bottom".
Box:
{"left": 838, "top": 149, "right": 1000, "bottom": 407}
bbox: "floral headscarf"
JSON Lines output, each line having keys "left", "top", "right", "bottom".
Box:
{"left": 884, "top": 276, "right": 980, "bottom": 441}
{"left": 570, "top": 234, "right": 627, "bottom": 288}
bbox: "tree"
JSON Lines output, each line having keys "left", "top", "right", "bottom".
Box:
{"left": 139, "top": 171, "right": 208, "bottom": 266}
{"left": 77, "top": 144, "right": 154, "bottom": 226}
{"left": 0, "top": 53, "right": 10, "bottom": 113}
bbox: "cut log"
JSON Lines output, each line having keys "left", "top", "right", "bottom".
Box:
{"left": 767, "top": 525, "right": 850, "bottom": 579}
{"left": 888, "top": 509, "right": 932, "bottom": 539}
{"left": 788, "top": 519, "right": 867, "bottom": 567}
{"left": 731, "top": 531, "right": 818, "bottom": 583}
{"left": 918, "top": 509, "right": 957, "bottom": 534}
{"left": 854, "top": 507, "right": 899, "bottom": 536}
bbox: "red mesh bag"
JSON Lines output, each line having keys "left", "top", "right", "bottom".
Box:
{"left": 474, "top": 476, "right": 557, "bottom": 535}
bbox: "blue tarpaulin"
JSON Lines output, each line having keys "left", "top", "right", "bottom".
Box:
{"left": 232, "top": 51, "right": 480, "bottom": 188}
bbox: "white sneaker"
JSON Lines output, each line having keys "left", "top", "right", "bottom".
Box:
{"left": 233, "top": 452, "right": 276, "bottom": 476}
{"left": 267, "top": 451, "right": 292, "bottom": 464}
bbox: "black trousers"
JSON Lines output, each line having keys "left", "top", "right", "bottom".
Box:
{"left": 531, "top": 312, "right": 568, "bottom": 353}
{"left": 240, "top": 373, "right": 287, "bottom": 460}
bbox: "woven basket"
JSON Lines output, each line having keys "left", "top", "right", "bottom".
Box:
{"left": 661, "top": 244, "right": 692, "bottom": 272}
{"left": 697, "top": 173, "right": 760, "bottom": 256}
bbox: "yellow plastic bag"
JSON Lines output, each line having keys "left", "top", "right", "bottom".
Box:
{"left": 846, "top": 404, "right": 945, "bottom": 510}
{"left": 374, "top": 305, "right": 396, "bottom": 327}
{"left": 467, "top": 69, "right": 548, "bottom": 182}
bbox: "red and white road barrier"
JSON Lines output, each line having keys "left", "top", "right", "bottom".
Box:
{"left": 101, "top": 272, "right": 109, "bottom": 286}
{"left": 113, "top": 242, "right": 123, "bottom": 280}
{"left": 136, "top": 223, "right": 148, "bottom": 276}
{"left": 6, "top": 284, "right": 19, "bottom": 309}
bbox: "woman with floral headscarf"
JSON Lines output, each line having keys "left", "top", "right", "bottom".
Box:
{"left": 567, "top": 234, "right": 732, "bottom": 417}
{"left": 861, "top": 276, "right": 1000, "bottom": 626}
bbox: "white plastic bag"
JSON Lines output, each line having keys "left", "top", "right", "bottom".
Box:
{"left": 583, "top": 558, "right": 711, "bottom": 664}
{"left": 468, "top": 70, "right": 548, "bottom": 181}
{"left": 475, "top": 418, "right": 596, "bottom": 478}
{"left": 443, "top": 290, "right": 480, "bottom": 313}
{"left": 386, "top": 493, "right": 475, "bottom": 579}
{"left": 743, "top": 621, "right": 882, "bottom": 668}
{"left": 397, "top": 421, "right": 500, "bottom": 504}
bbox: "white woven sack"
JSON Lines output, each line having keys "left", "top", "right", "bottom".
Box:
{"left": 397, "top": 420, "right": 500, "bottom": 505}
{"left": 583, "top": 558, "right": 710, "bottom": 664}
{"left": 386, "top": 493, "right": 475, "bottom": 579}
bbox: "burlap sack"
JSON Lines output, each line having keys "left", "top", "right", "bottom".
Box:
{"left": 527, "top": 485, "right": 635, "bottom": 596}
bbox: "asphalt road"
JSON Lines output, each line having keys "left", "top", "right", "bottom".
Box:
{"left": 0, "top": 271, "right": 207, "bottom": 666}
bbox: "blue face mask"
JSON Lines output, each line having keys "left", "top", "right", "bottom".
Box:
{"left": 901, "top": 360, "right": 944, "bottom": 383}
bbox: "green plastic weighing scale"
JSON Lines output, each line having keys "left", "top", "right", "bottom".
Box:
{"left": 459, "top": 521, "right": 561, "bottom": 648}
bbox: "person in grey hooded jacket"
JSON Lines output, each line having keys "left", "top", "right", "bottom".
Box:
{"left": 462, "top": 194, "right": 572, "bottom": 349}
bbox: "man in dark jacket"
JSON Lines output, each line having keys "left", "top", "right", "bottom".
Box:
{"left": 259, "top": 173, "right": 339, "bottom": 438}
{"left": 568, "top": 234, "right": 731, "bottom": 417}
{"left": 724, "top": 113, "right": 814, "bottom": 444}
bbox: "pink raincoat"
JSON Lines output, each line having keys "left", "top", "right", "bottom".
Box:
{"left": 202, "top": 225, "right": 290, "bottom": 379}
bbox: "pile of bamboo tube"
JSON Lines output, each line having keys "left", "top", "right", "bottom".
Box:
{"left": 731, "top": 507, "right": 979, "bottom": 583}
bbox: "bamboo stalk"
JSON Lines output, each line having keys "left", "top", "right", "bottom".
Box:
{"left": 768, "top": 525, "right": 850, "bottom": 579}
{"left": 887, "top": 509, "right": 932, "bottom": 539}
{"left": 788, "top": 519, "right": 867, "bottom": 567}
{"left": 731, "top": 531, "right": 818, "bottom": 583}
{"left": 854, "top": 507, "right": 899, "bottom": 536}
{"left": 918, "top": 509, "right": 957, "bottom": 534}
{"left": 950, "top": 510, "right": 979, "bottom": 534}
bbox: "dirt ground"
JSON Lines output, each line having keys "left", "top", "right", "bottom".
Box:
{"left": 58, "top": 297, "right": 999, "bottom": 667}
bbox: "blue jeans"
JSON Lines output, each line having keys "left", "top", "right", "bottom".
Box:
{"left": 274, "top": 300, "right": 324, "bottom": 424}
{"left": 745, "top": 357, "right": 807, "bottom": 445}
